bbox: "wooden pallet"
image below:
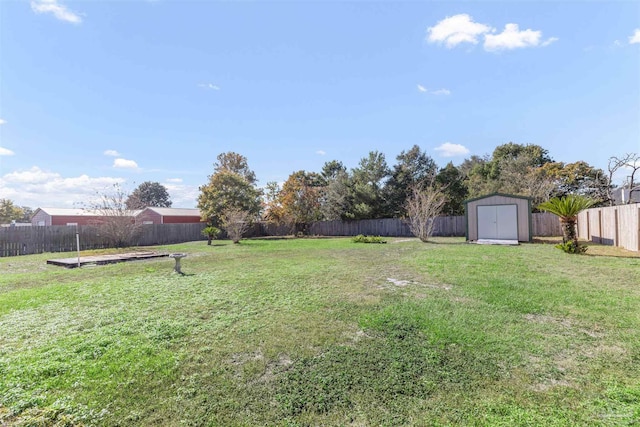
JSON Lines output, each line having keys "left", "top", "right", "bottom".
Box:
{"left": 47, "top": 251, "right": 168, "bottom": 268}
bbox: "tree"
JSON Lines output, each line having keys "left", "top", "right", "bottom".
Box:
{"left": 436, "top": 162, "right": 468, "bottom": 215}
{"left": 385, "top": 145, "right": 438, "bottom": 217}
{"left": 0, "top": 199, "right": 25, "bottom": 224}
{"left": 539, "top": 161, "right": 609, "bottom": 204}
{"left": 608, "top": 153, "right": 640, "bottom": 205}
{"left": 269, "top": 171, "right": 324, "bottom": 232}
{"left": 321, "top": 169, "right": 352, "bottom": 221}
{"left": 198, "top": 153, "right": 262, "bottom": 227}
{"left": 348, "top": 151, "right": 390, "bottom": 219}
{"left": 405, "top": 182, "right": 447, "bottom": 242}
{"left": 201, "top": 226, "right": 221, "bottom": 245}
{"left": 90, "top": 184, "right": 142, "bottom": 248}
{"left": 538, "top": 195, "right": 595, "bottom": 252}
{"left": 214, "top": 151, "right": 257, "bottom": 185}
{"left": 125, "top": 181, "right": 172, "bottom": 209}
{"left": 221, "top": 207, "right": 252, "bottom": 243}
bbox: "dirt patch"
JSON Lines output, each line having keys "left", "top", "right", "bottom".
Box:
{"left": 523, "top": 314, "right": 605, "bottom": 338}
{"left": 385, "top": 278, "right": 452, "bottom": 291}
{"left": 258, "top": 354, "right": 293, "bottom": 383}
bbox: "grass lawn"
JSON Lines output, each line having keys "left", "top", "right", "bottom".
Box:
{"left": 1, "top": 237, "right": 639, "bottom": 426}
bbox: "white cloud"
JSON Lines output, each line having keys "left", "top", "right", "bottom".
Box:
{"left": 427, "top": 14, "right": 557, "bottom": 52}
{"left": 30, "top": 0, "right": 82, "bottom": 24}
{"left": 427, "top": 14, "right": 493, "bottom": 48}
{"left": 431, "top": 88, "right": 451, "bottom": 96}
{"left": 0, "top": 166, "right": 124, "bottom": 207}
{"left": 541, "top": 37, "right": 559, "bottom": 47}
{"left": 316, "top": 150, "right": 326, "bottom": 156}
{"left": 0, "top": 119, "right": 6, "bottom": 125}
{"left": 166, "top": 178, "right": 183, "bottom": 183}
{"left": 417, "top": 85, "right": 451, "bottom": 95}
{"left": 0, "top": 147, "right": 15, "bottom": 156}
{"left": 113, "top": 158, "right": 139, "bottom": 169}
{"left": 104, "top": 149, "right": 120, "bottom": 157}
{"left": 164, "top": 183, "right": 199, "bottom": 208}
{"left": 484, "top": 23, "right": 545, "bottom": 51}
{"left": 434, "top": 142, "right": 470, "bottom": 157}
{"left": 198, "top": 83, "right": 220, "bottom": 90}
{"left": 630, "top": 29, "right": 640, "bottom": 45}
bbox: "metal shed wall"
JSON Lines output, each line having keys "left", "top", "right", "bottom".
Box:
{"left": 465, "top": 194, "right": 532, "bottom": 242}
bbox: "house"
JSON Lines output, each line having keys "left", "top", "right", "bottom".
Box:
{"left": 611, "top": 187, "right": 640, "bottom": 205}
{"left": 464, "top": 193, "right": 533, "bottom": 243}
{"left": 135, "top": 207, "right": 204, "bottom": 225}
{"left": 30, "top": 208, "right": 140, "bottom": 226}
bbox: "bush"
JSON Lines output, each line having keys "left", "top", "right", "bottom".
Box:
{"left": 352, "top": 235, "right": 387, "bottom": 244}
{"left": 555, "top": 241, "right": 587, "bottom": 254}
{"left": 201, "top": 226, "right": 221, "bottom": 245}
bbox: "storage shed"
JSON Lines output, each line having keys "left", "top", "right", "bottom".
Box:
{"left": 464, "top": 193, "right": 532, "bottom": 243}
{"left": 136, "top": 207, "right": 204, "bottom": 224}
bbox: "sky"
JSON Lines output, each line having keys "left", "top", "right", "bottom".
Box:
{"left": 0, "top": 0, "right": 639, "bottom": 209}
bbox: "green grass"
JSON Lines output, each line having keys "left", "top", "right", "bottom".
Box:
{"left": 1, "top": 237, "right": 639, "bottom": 426}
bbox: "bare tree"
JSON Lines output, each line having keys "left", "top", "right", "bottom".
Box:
{"left": 608, "top": 153, "right": 640, "bottom": 205}
{"left": 221, "top": 207, "right": 252, "bottom": 243}
{"left": 405, "top": 183, "right": 447, "bottom": 242}
{"left": 89, "top": 184, "right": 142, "bottom": 248}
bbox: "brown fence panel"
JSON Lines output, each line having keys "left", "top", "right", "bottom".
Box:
{"left": 578, "top": 204, "right": 639, "bottom": 252}
{"left": 532, "top": 212, "right": 562, "bottom": 237}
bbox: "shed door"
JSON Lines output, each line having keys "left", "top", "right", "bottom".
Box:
{"left": 477, "top": 205, "right": 518, "bottom": 240}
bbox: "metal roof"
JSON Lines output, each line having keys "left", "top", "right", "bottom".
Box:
{"left": 34, "top": 208, "right": 142, "bottom": 216}
{"left": 142, "top": 207, "right": 202, "bottom": 217}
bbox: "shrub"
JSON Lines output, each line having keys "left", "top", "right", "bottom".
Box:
{"left": 555, "top": 241, "right": 587, "bottom": 254}
{"left": 201, "top": 226, "right": 221, "bottom": 245}
{"left": 352, "top": 235, "right": 387, "bottom": 244}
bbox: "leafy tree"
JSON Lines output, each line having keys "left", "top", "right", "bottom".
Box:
{"left": 269, "top": 171, "right": 324, "bottom": 229}
{"left": 436, "top": 162, "right": 467, "bottom": 215}
{"left": 385, "top": 145, "right": 437, "bottom": 217}
{"left": 348, "top": 151, "right": 390, "bottom": 219}
{"left": 0, "top": 199, "right": 25, "bottom": 224}
{"left": 538, "top": 195, "right": 595, "bottom": 252}
{"left": 463, "top": 143, "right": 555, "bottom": 205}
{"left": 198, "top": 168, "right": 262, "bottom": 228}
{"left": 18, "top": 206, "right": 34, "bottom": 223}
{"left": 538, "top": 161, "right": 609, "bottom": 204}
{"left": 201, "top": 226, "right": 221, "bottom": 245}
{"left": 214, "top": 151, "right": 257, "bottom": 185}
{"left": 321, "top": 160, "right": 347, "bottom": 182}
{"left": 125, "top": 181, "right": 172, "bottom": 209}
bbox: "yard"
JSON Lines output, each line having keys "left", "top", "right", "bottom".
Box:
{"left": 1, "top": 237, "right": 639, "bottom": 426}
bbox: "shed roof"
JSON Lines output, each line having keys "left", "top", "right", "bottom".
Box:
{"left": 141, "top": 207, "right": 202, "bottom": 217}
{"left": 464, "top": 193, "right": 532, "bottom": 205}
{"left": 33, "top": 207, "right": 142, "bottom": 217}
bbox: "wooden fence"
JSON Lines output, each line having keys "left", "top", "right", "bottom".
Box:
{"left": 259, "top": 213, "right": 561, "bottom": 238}
{"left": 577, "top": 204, "right": 640, "bottom": 252}
{"left": 1, "top": 213, "right": 564, "bottom": 257}
{"left": 0, "top": 223, "right": 207, "bottom": 257}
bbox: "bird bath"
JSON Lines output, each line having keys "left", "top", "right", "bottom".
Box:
{"left": 169, "top": 253, "right": 187, "bottom": 274}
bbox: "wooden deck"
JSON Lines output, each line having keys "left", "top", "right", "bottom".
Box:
{"left": 47, "top": 251, "right": 168, "bottom": 268}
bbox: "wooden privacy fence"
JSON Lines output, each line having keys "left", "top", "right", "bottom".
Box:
{"left": 577, "top": 204, "right": 640, "bottom": 252}
{"left": 259, "top": 213, "right": 562, "bottom": 238}
{"left": 1, "top": 213, "right": 564, "bottom": 257}
{"left": 0, "top": 223, "right": 207, "bottom": 257}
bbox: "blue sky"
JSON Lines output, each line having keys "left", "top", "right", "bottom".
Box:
{"left": 1, "top": 0, "right": 639, "bottom": 208}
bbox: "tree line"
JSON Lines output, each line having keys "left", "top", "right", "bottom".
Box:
{"left": 196, "top": 144, "right": 638, "bottom": 232}
{"left": 1, "top": 144, "right": 637, "bottom": 229}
